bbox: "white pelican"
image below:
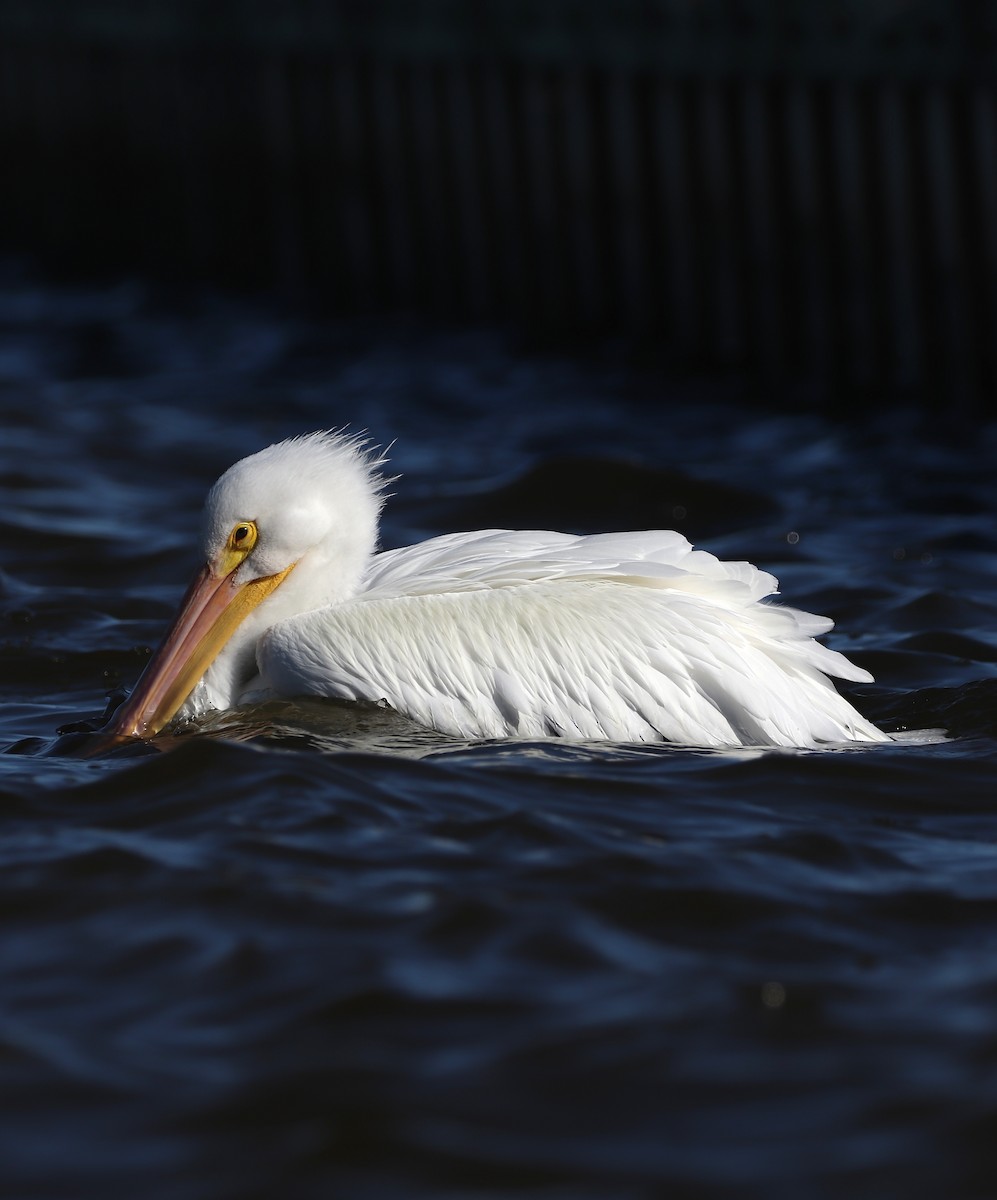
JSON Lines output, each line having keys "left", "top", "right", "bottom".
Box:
{"left": 103, "top": 430, "right": 888, "bottom": 748}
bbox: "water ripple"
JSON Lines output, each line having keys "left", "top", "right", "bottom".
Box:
{"left": 2, "top": 270, "right": 997, "bottom": 1197}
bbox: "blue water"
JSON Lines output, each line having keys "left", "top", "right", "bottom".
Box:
{"left": 3, "top": 265, "right": 997, "bottom": 1198}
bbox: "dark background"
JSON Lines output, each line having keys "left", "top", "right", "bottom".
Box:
{"left": 2, "top": 0, "right": 995, "bottom": 418}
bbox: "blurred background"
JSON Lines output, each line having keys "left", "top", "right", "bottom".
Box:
{"left": 2, "top": 0, "right": 995, "bottom": 417}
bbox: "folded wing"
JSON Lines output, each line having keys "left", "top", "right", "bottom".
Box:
{"left": 256, "top": 529, "right": 885, "bottom": 747}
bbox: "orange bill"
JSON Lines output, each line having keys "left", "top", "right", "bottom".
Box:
{"left": 102, "top": 560, "right": 294, "bottom": 741}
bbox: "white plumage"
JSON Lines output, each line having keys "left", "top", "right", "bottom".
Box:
{"left": 106, "top": 431, "right": 888, "bottom": 749}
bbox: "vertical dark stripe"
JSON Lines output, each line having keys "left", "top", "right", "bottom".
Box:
{"left": 877, "top": 83, "right": 921, "bottom": 392}
{"left": 446, "top": 60, "right": 489, "bottom": 318}
{"left": 924, "top": 83, "right": 971, "bottom": 411}
{"left": 369, "top": 60, "right": 417, "bottom": 308}
{"left": 262, "top": 56, "right": 305, "bottom": 299}
{"left": 479, "top": 62, "right": 526, "bottom": 318}
{"left": 698, "top": 80, "right": 742, "bottom": 362}
{"left": 652, "top": 79, "right": 699, "bottom": 354}
{"left": 332, "top": 57, "right": 377, "bottom": 310}
{"left": 409, "top": 63, "right": 455, "bottom": 314}
{"left": 972, "top": 85, "right": 997, "bottom": 397}
{"left": 522, "top": 66, "right": 564, "bottom": 329}
{"left": 606, "top": 69, "right": 647, "bottom": 334}
{"left": 830, "top": 80, "right": 875, "bottom": 392}
{"left": 785, "top": 82, "right": 832, "bottom": 394}
{"left": 560, "top": 66, "right": 603, "bottom": 328}
{"left": 741, "top": 79, "right": 784, "bottom": 379}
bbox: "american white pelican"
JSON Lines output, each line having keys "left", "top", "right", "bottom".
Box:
{"left": 103, "top": 431, "right": 888, "bottom": 748}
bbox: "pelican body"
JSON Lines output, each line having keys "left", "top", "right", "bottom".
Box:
{"left": 105, "top": 432, "right": 887, "bottom": 748}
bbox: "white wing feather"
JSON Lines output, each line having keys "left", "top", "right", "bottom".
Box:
{"left": 254, "top": 530, "right": 884, "bottom": 748}
{"left": 361, "top": 529, "right": 776, "bottom": 600}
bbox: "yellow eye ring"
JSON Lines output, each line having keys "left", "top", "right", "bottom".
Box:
{"left": 228, "top": 521, "right": 258, "bottom": 553}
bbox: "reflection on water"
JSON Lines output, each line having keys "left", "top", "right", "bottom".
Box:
{"left": 2, "top": 268, "right": 997, "bottom": 1197}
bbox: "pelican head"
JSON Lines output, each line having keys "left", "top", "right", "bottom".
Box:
{"left": 104, "top": 431, "right": 387, "bottom": 740}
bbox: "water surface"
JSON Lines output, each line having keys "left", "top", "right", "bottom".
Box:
{"left": 2, "top": 267, "right": 997, "bottom": 1197}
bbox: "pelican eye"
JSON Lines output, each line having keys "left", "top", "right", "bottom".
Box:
{"left": 228, "top": 521, "right": 258, "bottom": 553}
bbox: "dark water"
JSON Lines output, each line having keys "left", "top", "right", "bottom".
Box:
{"left": 3, "top": 265, "right": 997, "bottom": 1198}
